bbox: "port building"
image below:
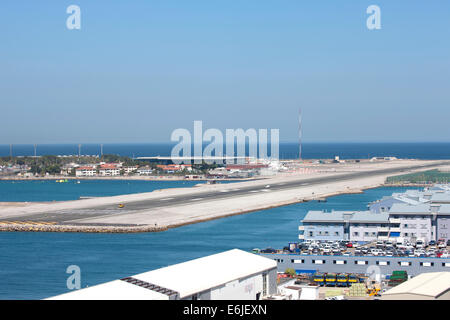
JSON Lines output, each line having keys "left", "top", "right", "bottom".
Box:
{"left": 382, "top": 272, "right": 450, "bottom": 300}
{"left": 47, "top": 249, "right": 277, "bottom": 300}
{"left": 299, "top": 211, "right": 390, "bottom": 242}
{"left": 300, "top": 184, "right": 450, "bottom": 243}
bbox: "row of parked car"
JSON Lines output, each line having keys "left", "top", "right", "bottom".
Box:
{"left": 272, "top": 239, "right": 450, "bottom": 258}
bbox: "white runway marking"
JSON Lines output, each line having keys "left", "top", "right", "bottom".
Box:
{"left": 250, "top": 190, "right": 259, "bottom": 193}
{"left": 219, "top": 190, "right": 229, "bottom": 193}
{"left": 190, "top": 198, "right": 203, "bottom": 201}
{"left": 160, "top": 198, "right": 174, "bottom": 201}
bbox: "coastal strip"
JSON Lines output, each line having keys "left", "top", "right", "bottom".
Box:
{"left": 0, "top": 159, "right": 449, "bottom": 233}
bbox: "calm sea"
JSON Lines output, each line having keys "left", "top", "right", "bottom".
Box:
{"left": 1, "top": 142, "right": 450, "bottom": 159}
{"left": 0, "top": 180, "right": 238, "bottom": 202}
{"left": 0, "top": 186, "right": 420, "bottom": 299}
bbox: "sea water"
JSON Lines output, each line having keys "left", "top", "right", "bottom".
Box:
{"left": 0, "top": 186, "right": 420, "bottom": 299}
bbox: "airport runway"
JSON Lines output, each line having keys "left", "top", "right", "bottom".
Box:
{"left": 3, "top": 160, "right": 449, "bottom": 226}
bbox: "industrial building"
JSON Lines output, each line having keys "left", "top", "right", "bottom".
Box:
{"left": 47, "top": 249, "right": 277, "bottom": 300}
{"left": 382, "top": 272, "right": 450, "bottom": 300}
{"left": 299, "top": 210, "right": 390, "bottom": 242}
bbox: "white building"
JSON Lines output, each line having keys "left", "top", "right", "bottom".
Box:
{"left": 122, "top": 166, "right": 138, "bottom": 175}
{"left": 47, "top": 249, "right": 277, "bottom": 300}
{"left": 98, "top": 164, "right": 120, "bottom": 176}
{"left": 75, "top": 166, "right": 97, "bottom": 177}
{"left": 137, "top": 167, "right": 153, "bottom": 175}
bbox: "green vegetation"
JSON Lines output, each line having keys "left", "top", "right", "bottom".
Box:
{"left": 0, "top": 154, "right": 150, "bottom": 176}
{"left": 284, "top": 268, "right": 297, "bottom": 277}
{"left": 386, "top": 169, "right": 450, "bottom": 184}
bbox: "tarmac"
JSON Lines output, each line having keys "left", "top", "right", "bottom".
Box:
{"left": 0, "top": 159, "right": 449, "bottom": 233}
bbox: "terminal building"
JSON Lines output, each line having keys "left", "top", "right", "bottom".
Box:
{"left": 47, "top": 249, "right": 277, "bottom": 300}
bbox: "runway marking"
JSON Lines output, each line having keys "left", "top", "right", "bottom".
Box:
{"left": 219, "top": 190, "right": 229, "bottom": 193}
{"left": 261, "top": 189, "right": 271, "bottom": 192}
{"left": 301, "top": 183, "right": 309, "bottom": 186}
{"left": 160, "top": 198, "right": 174, "bottom": 201}
{"left": 190, "top": 198, "right": 203, "bottom": 201}
{"left": 250, "top": 190, "right": 259, "bottom": 193}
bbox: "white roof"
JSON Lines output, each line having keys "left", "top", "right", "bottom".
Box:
{"left": 383, "top": 272, "right": 450, "bottom": 298}
{"left": 133, "top": 249, "right": 276, "bottom": 298}
{"left": 46, "top": 280, "right": 169, "bottom": 300}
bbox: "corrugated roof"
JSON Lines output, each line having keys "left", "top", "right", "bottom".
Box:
{"left": 47, "top": 249, "right": 275, "bottom": 300}
{"left": 383, "top": 272, "right": 450, "bottom": 298}
{"left": 46, "top": 279, "right": 169, "bottom": 300}
{"left": 132, "top": 249, "right": 276, "bottom": 298}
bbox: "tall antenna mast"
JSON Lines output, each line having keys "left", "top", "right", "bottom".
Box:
{"left": 9, "top": 144, "right": 13, "bottom": 161}
{"left": 298, "top": 108, "right": 302, "bottom": 161}
{"left": 34, "top": 144, "right": 37, "bottom": 157}
{"left": 78, "top": 144, "right": 81, "bottom": 159}
{"left": 100, "top": 144, "right": 103, "bottom": 157}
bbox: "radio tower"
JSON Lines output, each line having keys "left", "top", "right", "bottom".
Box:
{"left": 298, "top": 108, "right": 302, "bottom": 162}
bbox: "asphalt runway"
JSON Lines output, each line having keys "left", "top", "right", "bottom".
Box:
{"left": 3, "top": 160, "right": 449, "bottom": 225}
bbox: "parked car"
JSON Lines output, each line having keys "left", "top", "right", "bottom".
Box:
{"left": 370, "top": 249, "right": 381, "bottom": 256}
{"left": 346, "top": 242, "right": 353, "bottom": 248}
{"left": 415, "top": 240, "right": 426, "bottom": 249}
{"left": 376, "top": 241, "right": 384, "bottom": 248}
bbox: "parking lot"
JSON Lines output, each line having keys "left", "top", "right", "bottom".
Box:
{"left": 274, "top": 239, "right": 450, "bottom": 258}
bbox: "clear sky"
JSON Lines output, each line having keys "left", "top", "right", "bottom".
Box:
{"left": 0, "top": 1, "right": 449, "bottom": 144}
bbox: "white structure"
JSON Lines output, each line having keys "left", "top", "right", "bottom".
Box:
{"left": 137, "top": 167, "right": 153, "bottom": 175}
{"left": 75, "top": 166, "right": 97, "bottom": 177}
{"left": 382, "top": 272, "right": 450, "bottom": 300}
{"left": 98, "top": 164, "right": 120, "bottom": 176}
{"left": 47, "top": 249, "right": 277, "bottom": 300}
{"left": 47, "top": 279, "right": 171, "bottom": 300}
{"left": 122, "top": 166, "right": 138, "bottom": 174}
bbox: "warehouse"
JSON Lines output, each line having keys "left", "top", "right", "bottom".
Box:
{"left": 382, "top": 272, "right": 450, "bottom": 300}
{"left": 48, "top": 249, "right": 277, "bottom": 300}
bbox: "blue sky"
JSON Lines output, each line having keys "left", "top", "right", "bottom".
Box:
{"left": 0, "top": 1, "right": 449, "bottom": 144}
